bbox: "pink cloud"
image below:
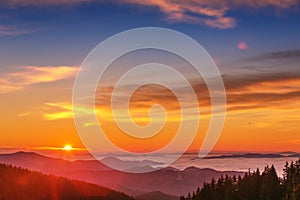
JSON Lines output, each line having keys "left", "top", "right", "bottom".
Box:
{"left": 238, "top": 41, "right": 248, "bottom": 50}
{"left": 0, "top": 66, "right": 78, "bottom": 94}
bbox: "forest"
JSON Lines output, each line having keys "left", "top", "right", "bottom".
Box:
{"left": 180, "top": 159, "right": 300, "bottom": 200}
{"left": 0, "top": 163, "right": 134, "bottom": 200}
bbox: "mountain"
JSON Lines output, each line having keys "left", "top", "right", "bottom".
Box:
{"left": 0, "top": 151, "right": 243, "bottom": 197}
{"left": 101, "top": 156, "right": 163, "bottom": 172}
{"left": 136, "top": 191, "right": 178, "bottom": 200}
{"left": 0, "top": 151, "right": 111, "bottom": 173}
{"left": 0, "top": 163, "right": 134, "bottom": 200}
{"left": 203, "top": 152, "right": 300, "bottom": 159}
{"left": 0, "top": 151, "right": 162, "bottom": 173}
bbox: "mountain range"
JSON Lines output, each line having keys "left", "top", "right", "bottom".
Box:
{"left": 0, "top": 151, "right": 243, "bottom": 199}
{"left": 203, "top": 152, "right": 300, "bottom": 159}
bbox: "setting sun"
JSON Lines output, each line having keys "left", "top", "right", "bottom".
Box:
{"left": 62, "top": 145, "right": 73, "bottom": 151}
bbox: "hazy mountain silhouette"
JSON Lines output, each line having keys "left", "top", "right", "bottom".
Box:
{"left": 0, "top": 151, "right": 243, "bottom": 197}
{"left": 136, "top": 191, "right": 178, "bottom": 200}
{"left": 101, "top": 156, "right": 163, "bottom": 171}
{"left": 0, "top": 151, "right": 111, "bottom": 172}
{"left": 203, "top": 152, "right": 300, "bottom": 159}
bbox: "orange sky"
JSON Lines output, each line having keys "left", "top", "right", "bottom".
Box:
{"left": 0, "top": 0, "right": 299, "bottom": 155}
{"left": 0, "top": 62, "right": 299, "bottom": 153}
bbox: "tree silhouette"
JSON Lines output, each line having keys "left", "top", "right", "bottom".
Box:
{"left": 180, "top": 159, "right": 300, "bottom": 200}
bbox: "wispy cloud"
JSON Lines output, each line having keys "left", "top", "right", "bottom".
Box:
{"left": 222, "top": 49, "right": 300, "bottom": 111}
{"left": 0, "top": 0, "right": 90, "bottom": 7}
{"left": 44, "top": 102, "right": 95, "bottom": 121}
{"left": 44, "top": 102, "right": 104, "bottom": 127}
{"left": 118, "top": 0, "right": 234, "bottom": 28}
{"left": 0, "top": 25, "right": 35, "bottom": 36}
{"left": 246, "top": 49, "right": 300, "bottom": 61}
{"left": 0, "top": 0, "right": 298, "bottom": 29}
{"left": 17, "top": 112, "right": 31, "bottom": 117}
{"left": 126, "top": 0, "right": 298, "bottom": 28}
{"left": 0, "top": 66, "right": 78, "bottom": 94}
{"left": 45, "top": 71, "right": 300, "bottom": 122}
{"left": 42, "top": 49, "right": 300, "bottom": 123}
{"left": 44, "top": 102, "right": 74, "bottom": 120}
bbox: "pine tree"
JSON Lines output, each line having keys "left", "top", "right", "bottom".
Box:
{"left": 181, "top": 159, "right": 300, "bottom": 200}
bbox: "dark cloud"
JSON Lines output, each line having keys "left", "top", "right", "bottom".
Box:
{"left": 95, "top": 73, "right": 300, "bottom": 115}
{"left": 249, "top": 49, "right": 300, "bottom": 61}
{"left": 223, "top": 72, "right": 300, "bottom": 91}
{"left": 95, "top": 49, "right": 300, "bottom": 115}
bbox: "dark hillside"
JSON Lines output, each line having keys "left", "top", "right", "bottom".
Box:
{"left": 0, "top": 164, "right": 134, "bottom": 200}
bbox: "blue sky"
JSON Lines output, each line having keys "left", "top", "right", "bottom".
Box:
{"left": 0, "top": 0, "right": 300, "bottom": 68}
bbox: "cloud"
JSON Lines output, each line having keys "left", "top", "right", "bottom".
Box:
{"left": 0, "top": 0, "right": 298, "bottom": 29}
{"left": 227, "top": 0, "right": 299, "bottom": 9}
{"left": 221, "top": 49, "right": 300, "bottom": 111}
{"left": 41, "top": 49, "right": 300, "bottom": 122}
{"left": 197, "top": 72, "right": 300, "bottom": 112}
{"left": 237, "top": 41, "right": 248, "bottom": 50}
{"left": 246, "top": 49, "right": 300, "bottom": 61}
{"left": 0, "top": 66, "right": 78, "bottom": 94}
{"left": 44, "top": 72, "right": 300, "bottom": 122}
{"left": 0, "top": 25, "right": 35, "bottom": 36}
{"left": 0, "top": 0, "right": 91, "bottom": 7}
{"left": 231, "top": 49, "right": 300, "bottom": 76}
{"left": 118, "top": 0, "right": 235, "bottom": 28}
{"left": 94, "top": 72, "right": 300, "bottom": 122}
{"left": 44, "top": 102, "right": 97, "bottom": 122}
{"left": 44, "top": 102, "right": 74, "bottom": 120}
{"left": 18, "top": 112, "right": 31, "bottom": 117}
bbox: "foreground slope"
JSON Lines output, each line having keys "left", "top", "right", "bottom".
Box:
{"left": 0, "top": 164, "right": 134, "bottom": 200}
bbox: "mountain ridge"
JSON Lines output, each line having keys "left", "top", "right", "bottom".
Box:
{"left": 203, "top": 152, "right": 300, "bottom": 159}
{"left": 0, "top": 163, "right": 134, "bottom": 200}
{"left": 0, "top": 151, "right": 243, "bottom": 197}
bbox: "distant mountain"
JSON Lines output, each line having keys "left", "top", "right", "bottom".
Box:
{"left": 0, "top": 151, "right": 162, "bottom": 173}
{"left": 0, "top": 163, "right": 134, "bottom": 200}
{"left": 0, "top": 151, "right": 111, "bottom": 173}
{"left": 101, "top": 156, "right": 163, "bottom": 172}
{"left": 203, "top": 152, "right": 300, "bottom": 159}
{"left": 279, "top": 151, "right": 298, "bottom": 154}
{"left": 136, "top": 191, "right": 178, "bottom": 200}
{"left": 0, "top": 151, "right": 243, "bottom": 196}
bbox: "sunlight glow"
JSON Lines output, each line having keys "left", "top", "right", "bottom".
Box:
{"left": 62, "top": 145, "right": 73, "bottom": 151}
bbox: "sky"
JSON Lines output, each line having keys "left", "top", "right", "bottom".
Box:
{"left": 0, "top": 0, "right": 300, "bottom": 153}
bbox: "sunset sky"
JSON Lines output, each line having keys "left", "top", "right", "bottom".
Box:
{"left": 0, "top": 0, "right": 300, "bottom": 153}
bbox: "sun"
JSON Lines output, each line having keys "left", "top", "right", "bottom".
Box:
{"left": 62, "top": 145, "right": 73, "bottom": 151}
